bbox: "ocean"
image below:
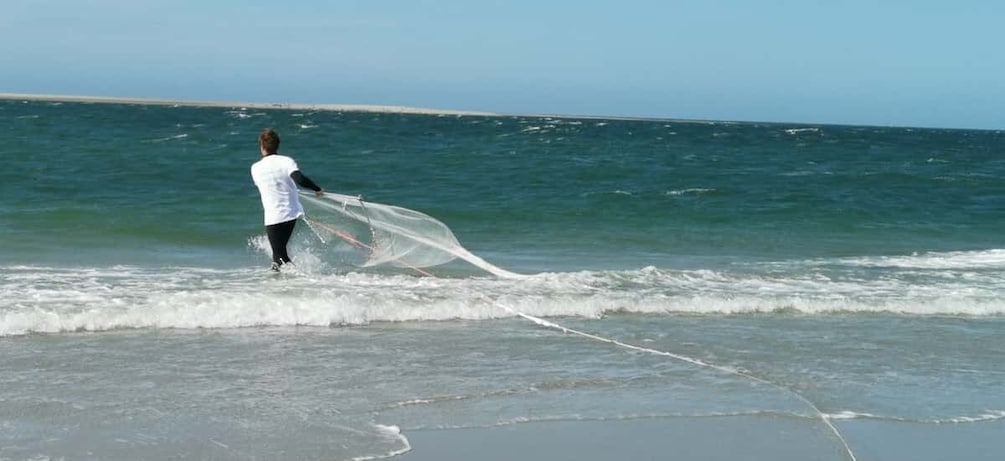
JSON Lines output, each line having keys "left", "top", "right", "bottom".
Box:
{"left": 1, "top": 98, "right": 1003, "bottom": 460}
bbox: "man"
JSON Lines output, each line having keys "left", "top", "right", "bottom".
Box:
{"left": 251, "top": 128, "right": 324, "bottom": 271}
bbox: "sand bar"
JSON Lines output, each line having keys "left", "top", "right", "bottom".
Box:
{"left": 0, "top": 92, "right": 496, "bottom": 116}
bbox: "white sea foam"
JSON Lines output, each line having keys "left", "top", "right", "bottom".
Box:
{"left": 350, "top": 425, "right": 411, "bottom": 461}
{"left": 826, "top": 410, "right": 882, "bottom": 420}
{"left": 665, "top": 188, "right": 715, "bottom": 196}
{"left": 831, "top": 249, "right": 1005, "bottom": 270}
{"left": 826, "top": 410, "right": 1005, "bottom": 424}
{"left": 784, "top": 127, "right": 820, "bottom": 135}
{"left": 938, "top": 410, "right": 1005, "bottom": 424}
{"left": 147, "top": 133, "right": 189, "bottom": 143}
{"left": 2, "top": 250, "right": 1003, "bottom": 336}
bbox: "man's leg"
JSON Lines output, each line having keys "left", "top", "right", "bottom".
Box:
{"left": 265, "top": 219, "right": 297, "bottom": 267}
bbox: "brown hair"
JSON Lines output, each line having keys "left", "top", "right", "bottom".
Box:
{"left": 259, "top": 128, "right": 280, "bottom": 154}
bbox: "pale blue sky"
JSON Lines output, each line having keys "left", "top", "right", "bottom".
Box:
{"left": 2, "top": 0, "right": 1002, "bottom": 129}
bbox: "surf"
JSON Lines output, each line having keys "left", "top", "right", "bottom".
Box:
{"left": 4, "top": 253, "right": 1003, "bottom": 337}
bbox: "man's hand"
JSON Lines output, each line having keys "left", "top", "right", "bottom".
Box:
{"left": 315, "top": 189, "right": 325, "bottom": 197}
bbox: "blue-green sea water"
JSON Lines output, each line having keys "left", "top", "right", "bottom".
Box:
{"left": 1, "top": 99, "right": 1003, "bottom": 460}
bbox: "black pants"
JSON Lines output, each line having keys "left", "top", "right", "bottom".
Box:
{"left": 266, "top": 219, "right": 297, "bottom": 265}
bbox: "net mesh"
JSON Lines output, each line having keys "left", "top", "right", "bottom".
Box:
{"left": 300, "top": 192, "right": 523, "bottom": 278}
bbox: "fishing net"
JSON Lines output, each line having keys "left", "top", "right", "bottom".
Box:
{"left": 299, "top": 192, "right": 523, "bottom": 279}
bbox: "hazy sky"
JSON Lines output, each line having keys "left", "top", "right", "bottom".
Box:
{"left": 2, "top": 0, "right": 1002, "bottom": 129}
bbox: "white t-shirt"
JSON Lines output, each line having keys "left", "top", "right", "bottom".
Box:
{"left": 251, "top": 154, "right": 305, "bottom": 225}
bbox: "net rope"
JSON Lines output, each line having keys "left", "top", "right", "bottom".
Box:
{"left": 490, "top": 300, "right": 857, "bottom": 461}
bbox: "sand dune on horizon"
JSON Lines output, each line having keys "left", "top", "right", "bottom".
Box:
{"left": 0, "top": 92, "right": 495, "bottom": 116}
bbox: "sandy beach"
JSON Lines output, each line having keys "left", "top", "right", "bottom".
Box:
{"left": 0, "top": 92, "right": 495, "bottom": 116}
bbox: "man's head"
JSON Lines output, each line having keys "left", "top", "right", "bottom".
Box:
{"left": 259, "top": 128, "right": 280, "bottom": 155}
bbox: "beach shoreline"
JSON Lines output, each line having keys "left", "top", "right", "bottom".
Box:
{"left": 396, "top": 416, "right": 1005, "bottom": 461}
{"left": 0, "top": 92, "right": 497, "bottom": 117}
{"left": 395, "top": 416, "right": 846, "bottom": 461}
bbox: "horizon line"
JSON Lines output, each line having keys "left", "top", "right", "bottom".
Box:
{"left": 1, "top": 92, "right": 994, "bottom": 132}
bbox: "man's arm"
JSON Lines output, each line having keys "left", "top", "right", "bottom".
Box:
{"left": 290, "top": 170, "right": 324, "bottom": 196}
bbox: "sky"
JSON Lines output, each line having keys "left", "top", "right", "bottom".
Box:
{"left": 2, "top": 0, "right": 1003, "bottom": 129}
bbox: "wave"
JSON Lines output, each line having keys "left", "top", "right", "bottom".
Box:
{"left": 784, "top": 127, "right": 821, "bottom": 135}
{"left": 826, "top": 410, "right": 1005, "bottom": 425}
{"left": 382, "top": 404, "right": 1005, "bottom": 432}
{"left": 2, "top": 250, "right": 1002, "bottom": 336}
{"left": 146, "top": 133, "right": 189, "bottom": 143}
{"left": 827, "top": 249, "right": 1005, "bottom": 270}
{"left": 457, "top": 409, "right": 1005, "bottom": 429}
{"left": 664, "top": 188, "right": 716, "bottom": 196}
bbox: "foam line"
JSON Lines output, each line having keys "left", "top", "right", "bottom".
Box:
{"left": 350, "top": 425, "right": 412, "bottom": 461}
{"left": 490, "top": 299, "right": 858, "bottom": 461}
